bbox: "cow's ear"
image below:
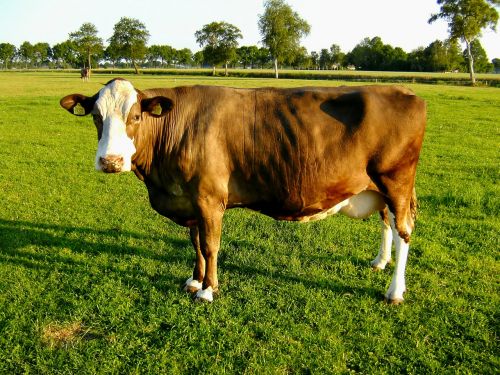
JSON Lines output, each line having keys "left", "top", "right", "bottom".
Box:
{"left": 60, "top": 94, "right": 96, "bottom": 116}
{"left": 141, "top": 96, "right": 174, "bottom": 118}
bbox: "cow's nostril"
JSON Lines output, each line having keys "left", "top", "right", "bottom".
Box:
{"left": 99, "top": 155, "right": 124, "bottom": 172}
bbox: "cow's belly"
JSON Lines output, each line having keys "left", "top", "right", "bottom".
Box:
{"left": 292, "top": 190, "right": 386, "bottom": 222}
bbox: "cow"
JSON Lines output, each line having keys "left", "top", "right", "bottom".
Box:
{"left": 60, "top": 78, "right": 426, "bottom": 304}
{"left": 81, "top": 67, "right": 90, "bottom": 82}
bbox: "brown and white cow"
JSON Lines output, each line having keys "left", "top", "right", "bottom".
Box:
{"left": 60, "top": 78, "right": 426, "bottom": 304}
{"left": 81, "top": 67, "right": 90, "bottom": 81}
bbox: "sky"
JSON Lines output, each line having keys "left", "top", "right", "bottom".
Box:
{"left": 1, "top": 0, "right": 499, "bottom": 59}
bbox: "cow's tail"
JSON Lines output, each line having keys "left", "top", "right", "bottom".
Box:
{"left": 410, "top": 187, "right": 418, "bottom": 224}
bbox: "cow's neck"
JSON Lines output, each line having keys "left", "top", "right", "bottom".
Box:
{"left": 131, "top": 116, "right": 169, "bottom": 180}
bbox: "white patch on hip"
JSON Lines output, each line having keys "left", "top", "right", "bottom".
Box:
{"left": 94, "top": 80, "right": 138, "bottom": 172}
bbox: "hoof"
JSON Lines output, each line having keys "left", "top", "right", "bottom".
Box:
{"left": 194, "top": 287, "right": 214, "bottom": 303}
{"left": 385, "top": 297, "right": 404, "bottom": 305}
{"left": 182, "top": 277, "right": 202, "bottom": 294}
{"left": 370, "top": 258, "right": 392, "bottom": 271}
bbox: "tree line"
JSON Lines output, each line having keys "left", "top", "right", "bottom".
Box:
{"left": 0, "top": 0, "right": 498, "bottom": 80}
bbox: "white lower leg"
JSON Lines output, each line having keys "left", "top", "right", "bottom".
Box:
{"left": 371, "top": 218, "right": 393, "bottom": 270}
{"left": 183, "top": 277, "right": 202, "bottom": 292}
{"left": 385, "top": 212, "right": 411, "bottom": 302}
{"left": 195, "top": 286, "right": 214, "bottom": 302}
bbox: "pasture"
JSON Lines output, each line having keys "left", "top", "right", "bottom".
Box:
{"left": 0, "top": 72, "right": 498, "bottom": 373}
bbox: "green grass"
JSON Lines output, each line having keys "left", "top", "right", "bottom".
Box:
{"left": 12, "top": 68, "right": 500, "bottom": 86}
{"left": 0, "top": 72, "right": 498, "bottom": 373}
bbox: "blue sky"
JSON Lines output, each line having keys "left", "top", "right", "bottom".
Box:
{"left": 1, "top": 0, "right": 499, "bottom": 58}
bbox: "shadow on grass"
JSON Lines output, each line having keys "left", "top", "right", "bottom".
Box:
{"left": 0, "top": 218, "right": 193, "bottom": 290}
{"left": 0, "top": 218, "right": 381, "bottom": 300}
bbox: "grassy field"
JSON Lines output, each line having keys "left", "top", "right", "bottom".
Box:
{"left": 0, "top": 72, "right": 498, "bottom": 373}
{"left": 19, "top": 68, "right": 500, "bottom": 86}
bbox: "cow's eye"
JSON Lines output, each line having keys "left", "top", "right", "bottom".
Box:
{"left": 134, "top": 114, "right": 141, "bottom": 121}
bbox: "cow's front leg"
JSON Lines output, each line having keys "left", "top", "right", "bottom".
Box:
{"left": 193, "top": 196, "right": 225, "bottom": 303}
{"left": 183, "top": 226, "right": 204, "bottom": 294}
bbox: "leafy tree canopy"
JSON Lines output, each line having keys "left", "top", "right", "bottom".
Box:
{"left": 108, "top": 17, "right": 150, "bottom": 73}
{"left": 195, "top": 21, "right": 242, "bottom": 75}
{"left": 429, "top": 0, "right": 498, "bottom": 83}
{"left": 69, "top": 23, "right": 103, "bottom": 70}
{"left": 258, "top": 0, "right": 310, "bottom": 77}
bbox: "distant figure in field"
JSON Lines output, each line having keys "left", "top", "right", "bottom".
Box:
{"left": 81, "top": 68, "right": 90, "bottom": 82}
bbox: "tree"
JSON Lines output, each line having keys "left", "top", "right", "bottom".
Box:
{"left": 195, "top": 21, "right": 242, "bottom": 76}
{"left": 463, "top": 39, "right": 493, "bottom": 72}
{"left": 346, "top": 36, "right": 409, "bottom": 71}
{"left": 258, "top": 0, "right": 310, "bottom": 78}
{"left": 330, "top": 44, "right": 345, "bottom": 69}
{"left": 52, "top": 40, "right": 79, "bottom": 68}
{"left": 69, "top": 23, "right": 103, "bottom": 71}
{"left": 256, "top": 47, "right": 271, "bottom": 69}
{"left": 176, "top": 48, "right": 193, "bottom": 67}
{"left": 424, "top": 40, "right": 450, "bottom": 71}
{"left": 0, "top": 43, "right": 16, "bottom": 69}
{"left": 429, "top": 0, "right": 499, "bottom": 85}
{"left": 446, "top": 38, "right": 465, "bottom": 71}
{"left": 104, "top": 44, "right": 121, "bottom": 68}
{"left": 18, "top": 41, "right": 34, "bottom": 68}
{"left": 310, "top": 51, "right": 319, "bottom": 69}
{"left": 237, "top": 45, "right": 260, "bottom": 69}
{"left": 32, "top": 42, "right": 52, "bottom": 68}
{"left": 347, "top": 37, "right": 385, "bottom": 70}
{"left": 108, "top": 17, "right": 150, "bottom": 74}
{"left": 493, "top": 57, "right": 500, "bottom": 72}
{"left": 193, "top": 51, "right": 204, "bottom": 68}
{"left": 147, "top": 45, "right": 163, "bottom": 68}
{"left": 159, "top": 45, "right": 176, "bottom": 67}
{"left": 290, "top": 46, "right": 311, "bottom": 69}
{"left": 319, "top": 48, "right": 330, "bottom": 69}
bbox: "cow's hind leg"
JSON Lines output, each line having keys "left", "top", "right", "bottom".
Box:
{"left": 374, "top": 171, "right": 417, "bottom": 304}
{"left": 182, "top": 226, "right": 204, "bottom": 294}
{"left": 382, "top": 184, "right": 416, "bottom": 304}
{"left": 371, "top": 208, "right": 393, "bottom": 271}
{"left": 385, "top": 210, "right": 411, "bottom": 304}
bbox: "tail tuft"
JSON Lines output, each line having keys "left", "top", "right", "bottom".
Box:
{"left": 410, "top": 187, "right": 418, "bottom": 223}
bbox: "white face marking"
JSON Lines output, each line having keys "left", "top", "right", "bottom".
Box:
{"left": 94, "top": 80, "right": 138, "bottom": 172}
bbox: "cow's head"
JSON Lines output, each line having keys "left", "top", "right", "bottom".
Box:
{"left": 60, "top": 78, "right": 173, "bottom": 173}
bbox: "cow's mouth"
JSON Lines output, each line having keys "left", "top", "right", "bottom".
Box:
{"left": 99, "top": 155, "right": 124, "bottom": 173}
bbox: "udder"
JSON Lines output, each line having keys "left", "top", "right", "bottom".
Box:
{"left": 298, "top": 190, "right": 386, "bottom": 222}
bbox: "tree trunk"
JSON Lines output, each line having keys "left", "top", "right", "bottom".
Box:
{"left": 133, "top": 60, "right": 139, "bottom": 74}
{"left": 225, "top": 62, "right": 228, "bottom": 76}
{"left": 88, "top": 51, "right": 92, "bottom": 73}
{"left": 466, "top": 39, "right": 475, "bottom": 86}
{"left": 274, "top": 58, "right": 279, "bottom": 79}
{"left": 212, "top": 65, "right": 216, "bottom": 76}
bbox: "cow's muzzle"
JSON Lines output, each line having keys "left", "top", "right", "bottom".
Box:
{"left": 99, "top": 155, "right": 124, "bottom": 173}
